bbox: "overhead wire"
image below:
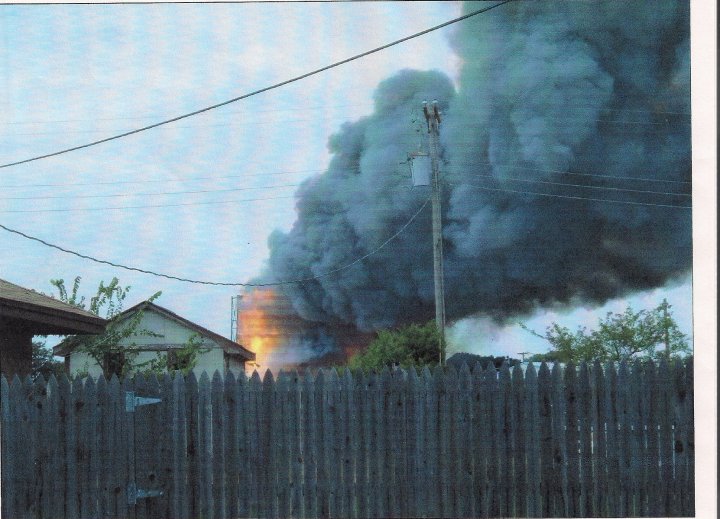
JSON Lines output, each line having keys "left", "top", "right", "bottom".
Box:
{"left": 462, "top": 173, "right": 690, "bottom": 197}
{"left": 452, "top": 182, "right": 692, "bottom": 210}
{"left": 0, "top": 182, "right": 303, "bottom": 201}
{"left": 0, "top": 197, "right": 431, "bottom": 286}
{"left": 0, "top": 0, "right": 512, "bottom": 169}
{"left": 473, "top": 161, "right": 691, "bottom": 185}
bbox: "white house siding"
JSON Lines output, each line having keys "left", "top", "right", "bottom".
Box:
{"left": 65, "top": 308, "right": 246, "bottom": 378}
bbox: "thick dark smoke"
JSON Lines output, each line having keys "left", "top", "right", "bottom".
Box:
{"left": 264, "top": 1, "right": 691, "bottom": 333}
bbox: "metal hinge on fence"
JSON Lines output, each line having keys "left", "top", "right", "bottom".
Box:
{"left": 127, "top": 482, "right": 163, "bottom": 505}
{"left": 125, "top": 391, "right": 162, "bottom": 412}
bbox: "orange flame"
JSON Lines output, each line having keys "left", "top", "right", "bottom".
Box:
{"left": 237, "top": 288, "right": 283, "bottom": 374}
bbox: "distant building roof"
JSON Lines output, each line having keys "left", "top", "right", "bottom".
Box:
{"left": 0, "top": 278, "right": 107, "bottom": 335}
{"left": 54, "top": 300, "right": 255, "bottom": 361}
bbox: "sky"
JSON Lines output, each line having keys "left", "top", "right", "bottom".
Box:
{"left": 0, "top": 1, "right": 713, "bottom": 361}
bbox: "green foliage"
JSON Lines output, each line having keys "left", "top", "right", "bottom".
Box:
{"left": 523, "top": 299, "right": 690, "bottom": 363}
{"left": 348, "top": 321, "right": 440, "bottom": 371}
{"left": 52, "top": 276, "right": 162, "bottom": 378}
{"left": 31, "top": 340, "right": 65, "bottom": 380}
{"left": 135, "top": 333, "right": 211, "bottom": 377}
{"left": 446, "top": 352, "right": 520, "bottom": 371}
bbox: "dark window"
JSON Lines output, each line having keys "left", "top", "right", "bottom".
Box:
{"left": 102, "top": 351, "right": 126, "bottom": 378}
{"left": 167, "top": 350, "right": 191, "bottom": 372}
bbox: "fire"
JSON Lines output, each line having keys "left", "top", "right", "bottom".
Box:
{"left": 237, "top": 289, "right": 283, "bottom": 372}
{"left": 235, "top": 287, "right": 375, "bottom": 374}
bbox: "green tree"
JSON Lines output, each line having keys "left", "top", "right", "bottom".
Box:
{"left": 31, "top": 340, "right": 65, "bottom": 380}
{"left": 348, "top": 321, "right": 440, "bottom": 371}
{"left": 522, "top": 299, "right": 690, "bottom": 363}
{"left": 52, "top": 276, "right": 161, "bottom": 378}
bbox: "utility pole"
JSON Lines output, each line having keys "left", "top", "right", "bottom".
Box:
{"left": 423, "top": 100, "right": 447, "bottom": 365}
{"left": 517, "top": 351, "right": 532, "bottom": 363}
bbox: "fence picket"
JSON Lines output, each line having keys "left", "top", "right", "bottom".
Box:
{"left": 455, "top": 364, "right": 473, "bottom": 518}
{"left": 235, "top": 372, "right": 250, "bottom": 519}
{"left": 389, "top": 369, "right": 405, "bottom": 518}
{"left": 498, "top": 363, "right": 513, "bottom": 518}
{"left": 341, "top": 369, "right": 357, "bottom": 518}
{"left": 511, "top": 364, "right": 526, "bottom": 518}
{"left": 184, "top": 372, "right": 199, "bottom": 519}
{"left": 1, "top": 376, "right": 17, "bottom": 519}
{"left": 326, "top": 369, "right": 341, "bottom": 519}
{"left": 223, "top": 372, "right": 238, "bottom": 519}
{"left": 577, "top": 363, "right": 593, "bottom": 517}
{"left": 422, "top": 366, "right": 438, "bottom": 518}
{"left": 550, "top": 363, "right": 567, "bottom": 518}
{"left": 302, "top": 371, "right": 318, "bottom": 519}
{"left": 355, "top": 372, "right": 369, "bottom": 519}
{"left": 483, "top": 363, "right": 500, "bottom": 518}
{"left": 376, "top": 368, "right": 391, "bottom": 518}
{"left": 41, "top": 375, "right": 61, "bottom": 519}
{"left": 170, "top": 373, "right": 188, "bottom": 519}
{"left": 197, "top": 372, "right": 213, "bottom": 518}
{"left": 682, "top": 358, "right": 694, "bottom": 516}
{"left": 592, "top": 362, "right": 608, "bottom": 517}
{"left": 525, "top": 363, "right": 540, "bottom": 518}
{"left": 657, "top": 360, "right": 673, "bottom": 517}
{"left": 602, "top": 362, "right": 620, "bottom": 517}
{"left": 275, "top": 372, "right": 289, "bottom": 518}
{"left": 211, "top": 371, "right": 226, "bottom": 519}
{"left": 646, "top": 361, "right": 661, "bottom": 517}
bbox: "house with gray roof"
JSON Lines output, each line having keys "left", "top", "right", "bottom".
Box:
{"left": 54, "top": 301, "right": 255, "bottom": 378}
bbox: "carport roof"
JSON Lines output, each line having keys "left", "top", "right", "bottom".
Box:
{"left": 0, "top": 278, "right": 107, "bottom": 335}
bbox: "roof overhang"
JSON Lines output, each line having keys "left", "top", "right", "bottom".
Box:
{"left": 0, "top": 299, "right": 107, "bottom": 335}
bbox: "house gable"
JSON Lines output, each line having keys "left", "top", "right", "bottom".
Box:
{"left": 54, "top": 302, "right": 254, "bottom": 377}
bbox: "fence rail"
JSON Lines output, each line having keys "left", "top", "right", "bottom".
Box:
{"left": 1, "top": 359, "right": 694, "bottom": 518}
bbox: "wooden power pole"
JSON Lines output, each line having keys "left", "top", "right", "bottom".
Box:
{"left": 423, "top": 100, "right": 447, "bottom": 365}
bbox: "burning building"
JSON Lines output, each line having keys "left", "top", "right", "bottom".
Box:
{"left": 232, "top": 287, "right": 372, "bottom": 374}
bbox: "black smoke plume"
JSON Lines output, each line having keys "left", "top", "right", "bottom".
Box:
{"left": 263, "top": 1, "right": 691, "bottom": 334}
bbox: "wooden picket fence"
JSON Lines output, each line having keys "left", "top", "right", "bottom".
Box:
{"left": 1, "top": 359, "right": 693, "bottom": 518}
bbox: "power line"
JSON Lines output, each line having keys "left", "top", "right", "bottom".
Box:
{"left": 2, "top": 113, "right": 367, "bottom": 138}
{"left": 1, "top": 108, "right": 690, "bottom": 138}
{"left": 0, "top": 182, "right": 302, "bottom": 201}
{"left": 1, "top": 102, "right": 374, "bottom": 126}
{"left": 0, "top": 197, "right": 430, "bottom": 286}
{"left": 0, "top": 168, "right": 323, "bottom": 189}
{"left": 453, "top": 182, "right": 692, "bottom": 210}
{"left": 475, "top": 161, "right": 692, "bottom": 185}
{"left": 0, "top": 1, "right": 511, "bottom": 170}
{"left": 0, "top": 194, "right": 297, "bottom": 214}
{"left": 464, "top": 173, "right": 690, "bottom": 197}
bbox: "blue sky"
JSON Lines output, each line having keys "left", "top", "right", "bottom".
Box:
{"left": 0, "top": 2, "right": 712, "bottom": 360}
